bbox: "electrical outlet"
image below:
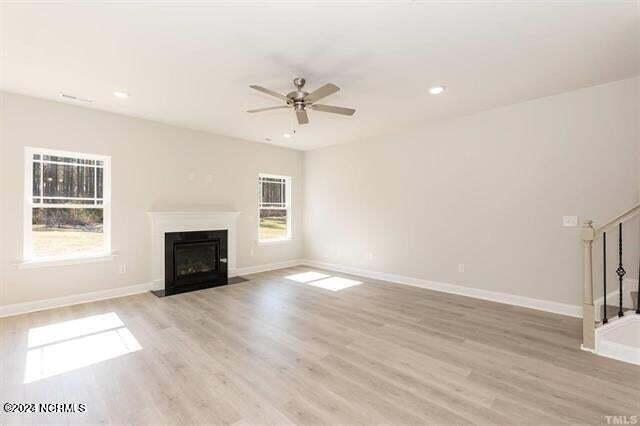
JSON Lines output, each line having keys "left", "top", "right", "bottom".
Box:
{"left": 458, "top": 264, "right": 465, "bottom": 273}
{"left": 562, "top": 216, "right": 579, "bottom": 227}
{"left": 119, "top": 264, "right": 127, "bottom": 274}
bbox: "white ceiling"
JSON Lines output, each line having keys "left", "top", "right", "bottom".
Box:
{"left": 1, "top": 1, "right": 638, "bottom": 150}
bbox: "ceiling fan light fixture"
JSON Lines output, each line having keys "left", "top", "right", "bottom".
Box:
{"left": 429, "top": 85, "right": 446, "bottom": 95}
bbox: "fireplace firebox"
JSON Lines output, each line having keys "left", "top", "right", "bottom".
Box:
{"left": 155, "top": 229, "right": 228, "bottom": 296}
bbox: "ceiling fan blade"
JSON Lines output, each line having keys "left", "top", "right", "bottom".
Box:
{"left": 310, "top": 104, "right": 356, "bottom": 116}
{"left": 296, "top": 109, "right": 309, "bottom": 125}
{"left": 304, "top": 83, "right": 339, "bottom": 103}
{"left": 249, "top": 85, "right": 289, "bottom": 101}
{"left": 247, "top": 105, "right": 290, "bottom": 113}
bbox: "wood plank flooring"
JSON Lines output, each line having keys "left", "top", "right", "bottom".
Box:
{"left": 1, "top": 266, "right": 639, "bottom": 425}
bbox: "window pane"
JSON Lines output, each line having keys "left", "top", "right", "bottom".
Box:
{"left": 260, "top": 177, "right": 284, "bottom": 183}
{"left": 42, "top": 198, "right": 97, "bottom": 205}
{"left": 97, "top": 167, "right": 103, "bottom": 199}
{"left": 42, "top": 155, "right": 96, "bottom": 165}
{"left": 32, "top": 208, "right": 104, "bottom": 257}
{"left": 43, "top": 163, "right": 96, "bottom": 199}
{"left": 261, "top": 181, "right": 284, "bottom": 205}
{"left": 32, "top": 162, "right": 41, "bottom": 197}
{"left": 259, "top": 209, "right": 288, "bottom": 241}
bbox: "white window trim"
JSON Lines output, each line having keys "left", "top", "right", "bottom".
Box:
{"left": 257, "top": 173, "right": 292, "bottom": 244}
{"left": 21, "top": 147, "right": 113, "bottom": 265}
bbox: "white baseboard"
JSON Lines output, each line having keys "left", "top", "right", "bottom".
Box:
{"left": 300, "top": 259, "right": 582, "bottom": 318}
{"left": 580, "top": 344, "right": 596, "bottom": 354}
{"left": 232, "top": 259, "right": 304, "bottom": 277}
{"left": 0, "top": 259, "right": 306, "bottom": 318}
{"left": 0, "top": 282, "right": 154, "bottom": 318}
{"left": 0, "top": 258, "right": 584, "bottom": 320}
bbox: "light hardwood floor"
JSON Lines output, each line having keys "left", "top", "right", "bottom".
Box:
{"left": 1, "top": 266, "right": 639, "bottom": 425}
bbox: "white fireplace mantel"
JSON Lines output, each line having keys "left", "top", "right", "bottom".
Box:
{"left": 148, "top": 211, "right": 240, "bottom": 290}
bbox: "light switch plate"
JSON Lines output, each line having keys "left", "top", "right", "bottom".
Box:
{"left": 562, "top": 216, "right": 579, "bottom": 227}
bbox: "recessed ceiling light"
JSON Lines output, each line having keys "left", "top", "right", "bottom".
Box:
{"left": 113, "top": 91, "right": 129, "bottom": 99}
{"left": 283, "top": 133, "right": 292, "bottom": 138}
{"left": 429, "top": 85, "right": 445, "bottom": 95}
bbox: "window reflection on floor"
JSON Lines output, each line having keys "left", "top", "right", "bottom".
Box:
{"left": 285, "top": 271, "right": 362, "bottom": 291}
{"left": 24, "top": 312, "right": 141, "bottom": 384}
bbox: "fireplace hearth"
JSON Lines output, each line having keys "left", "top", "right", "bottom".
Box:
{"left": 153, "top": 229, "right": 228, "bottom": 297}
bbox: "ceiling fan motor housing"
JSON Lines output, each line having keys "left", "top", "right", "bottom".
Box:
{"left": 287, "top": 78, "right": 309, "bottom": 106}
{"left": 287, "top": 77, "right": 309, "bottom": 108}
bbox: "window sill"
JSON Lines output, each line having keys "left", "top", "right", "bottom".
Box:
{"left": 257, "top": 238, "right": 292, "bottom": 246}
{"left": 17, "top": 253, "right": 117, "bottom": 269}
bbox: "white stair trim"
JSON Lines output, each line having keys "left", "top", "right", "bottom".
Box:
{"left": 595, "top": 313, "right": 640, "bottom": 365}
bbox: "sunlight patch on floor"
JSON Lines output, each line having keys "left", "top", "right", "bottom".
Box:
{"left": 306, "top": 276, "right": 363, "bottom": 291}
{"left": 24, "top": 312, "right": 142, "bottom": 384}
{"left": 285, "top": 271, "right": 330, "bottom": 283}
{"left": 285, "top": 271, "right": 362, "bottom": 291}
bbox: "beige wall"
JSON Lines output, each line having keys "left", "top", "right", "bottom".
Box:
{"left": 303, "top": 77, "right": 640, "bottom": 306}
{"left": 0, "top": 92, "right": 303, "bottom": 306}
{"left": 2, "top": 77, "right": 638, "bottom": 310}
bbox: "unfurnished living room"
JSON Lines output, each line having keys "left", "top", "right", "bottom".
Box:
{"left": 0, "top": 1, "right": 639, "bottom": 425}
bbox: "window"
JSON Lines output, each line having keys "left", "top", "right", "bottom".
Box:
{"left": 24, "top": 148, "right": 111, "bottom": 261}
{"left": 258, "top": 174, "right": 291, "bottom": 242}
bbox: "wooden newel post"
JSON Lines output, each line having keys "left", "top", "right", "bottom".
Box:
{"left": 582, "top": 220, "right": 596, "bottom": 350}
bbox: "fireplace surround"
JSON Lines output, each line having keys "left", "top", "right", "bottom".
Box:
{"left": 148, "top": 211, "right": 240, "bottom": 295}
{"left": 159, "top": 229, "right": 228, "bottom": 296}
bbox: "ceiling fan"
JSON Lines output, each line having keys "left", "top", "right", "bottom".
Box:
{"left": 247, "top": 77, "right": 355, "bottom": 125}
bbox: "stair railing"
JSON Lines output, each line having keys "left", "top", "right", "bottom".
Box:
{"left": 582, "top": 202, "right": 640, "bottom": 351}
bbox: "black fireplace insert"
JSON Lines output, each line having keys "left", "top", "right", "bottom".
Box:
{"left": 157, "top": 229, "right": 228, "bottom": 296}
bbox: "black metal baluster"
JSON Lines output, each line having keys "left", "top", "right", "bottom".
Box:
{"left": 616, "top": 223, "right": 626, "bottom": 317}
{"left": 603, "top": 232, "right": 608, "bottom": 324}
